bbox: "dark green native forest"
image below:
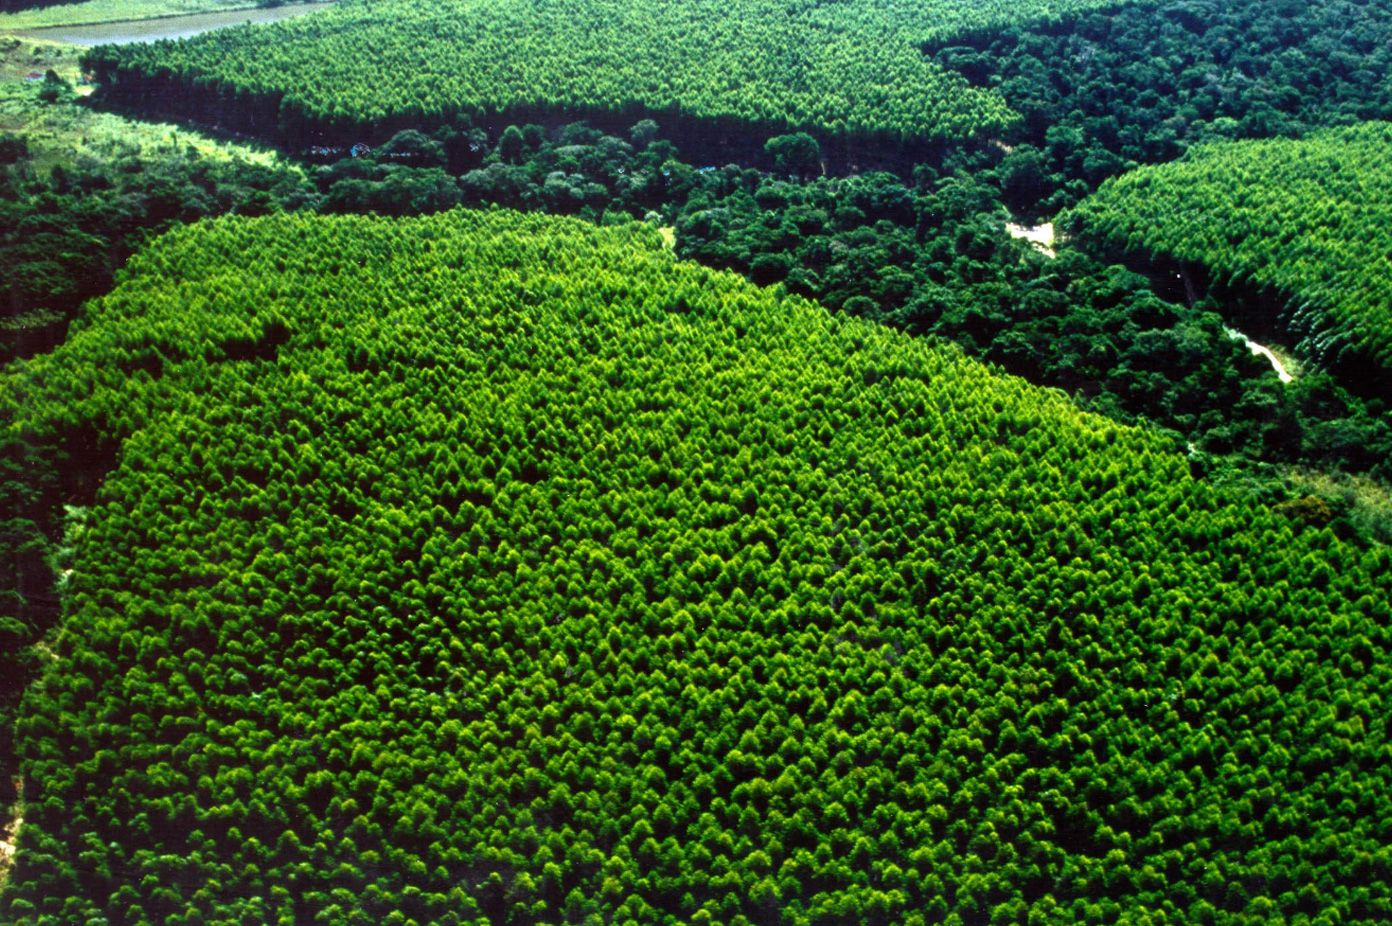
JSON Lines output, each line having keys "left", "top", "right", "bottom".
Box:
{"left": 1063, "top": 123, "right": 1392, "bottom": 386}
{"left": 1, "top": 0, "right": 1391, "bottom": 924}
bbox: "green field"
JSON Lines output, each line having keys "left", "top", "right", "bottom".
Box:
{"left": 4, "top": 209, "right": 1390, "bottom": 926}
{"left": 0, "top": 35, "right": 81, "bottom": 93}
{"left": 0, "top": 36, "right": 290, "bottom": 171}
{"left": 84, "top": 0, "right": 1132, "bottom": 144}
{"left": 1062, "top": 123, "right": 1392, "bottom": 386}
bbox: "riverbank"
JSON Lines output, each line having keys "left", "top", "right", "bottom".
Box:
{"left": 1, "top": 37, "right": 292, "bottom": 173}
{"left": 7, "top": 1, "right": 333, "bottom": 45}
{"left": 0, "top": 0, "right": 320, "bottom": 32}
{"left": 0, "top": 35, "right": 89, "bottom": 103}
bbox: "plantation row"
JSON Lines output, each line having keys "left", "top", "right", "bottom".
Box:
{"left": 1062, "top": 122, "right": 1392, "bottom": 393}
{"left": 83, "top": 0, "right": 1129, "bottom": 147}
{"left": 4, "top": 210, "right": 1390, "bottom": 926}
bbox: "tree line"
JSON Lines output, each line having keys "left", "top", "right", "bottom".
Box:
{"left": 0, "top": 125, "right": 317, "bottom": 363}
{"left": 81, "top": 0, "right": 1132, "bottom": 150}
{"left": 1062, "top": 122, "right": 1392, "bottom": 397}
{"left": 941, "top": 0, "right": 1392, "bottom": 219}
{"left": 303, "top": 117, "right": 1392, "bottom": 509}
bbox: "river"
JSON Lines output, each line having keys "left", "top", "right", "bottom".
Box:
{"left": 15, "top": 2, "right": 332, "bottom": 45}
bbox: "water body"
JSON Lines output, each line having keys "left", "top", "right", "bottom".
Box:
{"left": 17, "top": 2, "right": 332, "bottom": 45}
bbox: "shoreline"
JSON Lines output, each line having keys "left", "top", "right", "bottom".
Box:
{"left": 0, "top": 0, "right": 332, "bottom": 39}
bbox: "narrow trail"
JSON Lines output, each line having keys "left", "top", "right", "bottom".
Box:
{"left": 0, "top": 777, "right": 24, "bottom": 887}
{"left": 1226, "top": 327, "right": 1295, "bottom": 383}
{"left": 1003, "top": 217, "right": 1298, "bottom": 386}
{"left": 1006, "top": 221, "right": 1055, "bottom": 258}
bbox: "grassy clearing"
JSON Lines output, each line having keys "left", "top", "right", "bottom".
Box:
{"left": 0, "top": 35, "right": 83, "bottom": 86}
{"left": 1, "top": 37, "right": 295, "bottom": 175}
{"left": 0, "top": 0, "right": 261, "bottom": 30}
{"left": 1282, "top": 466, "right": 1392, "bottom": 545}
{"left": 1266, "top": 342, "right": 1304, "bottom": 380}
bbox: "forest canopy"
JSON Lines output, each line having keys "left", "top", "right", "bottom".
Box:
{"left": 4, "top": 209, "right": 1390, "bottom": 926}
{"left": 1062, "top": 122, "right": 1392, "bottom": 392}
{"left": 82, "top": 0, "right": 1133, "bottom": 145}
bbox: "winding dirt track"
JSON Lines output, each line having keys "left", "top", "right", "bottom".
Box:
{"left": 1007, "top": 221, "right": 1055, "bottom": 258}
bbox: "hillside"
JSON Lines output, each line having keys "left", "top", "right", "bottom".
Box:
{"left": 4, "top": 209, "right": 1391, "bottom": 925}
{"left": 1061, "top": 123, "right": 1392, "bottom": 392}
{"left": 82, "top": 0, "right": 1129, "bottom": 148}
